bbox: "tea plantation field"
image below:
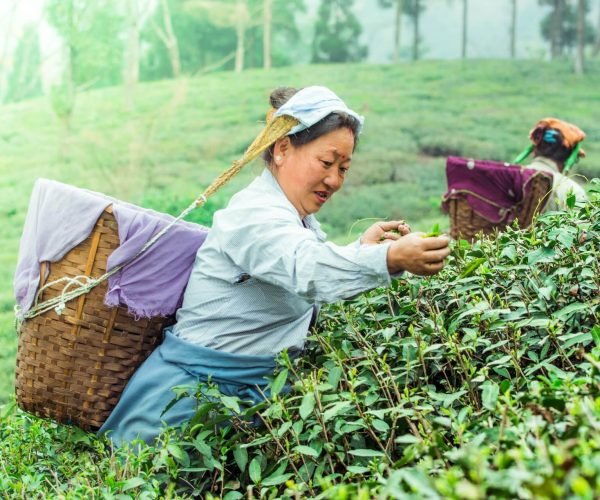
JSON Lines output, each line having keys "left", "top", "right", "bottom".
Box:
{"left": 0, "top": 60, "right": 599, "bottom": 497}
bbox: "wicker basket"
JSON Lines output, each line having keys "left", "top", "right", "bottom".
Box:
{"left": 448, "top": 172, "right": 552, "bottom": 241}
{"left": 15, "top": 207, "right": 174, "bottom": 431}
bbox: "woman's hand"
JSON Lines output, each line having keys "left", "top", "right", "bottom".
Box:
{"left": 360, "top": 220, "right": 411, "bottom": 246}
{"left": 386, "top": 233, "right": 451, "bottom": 276}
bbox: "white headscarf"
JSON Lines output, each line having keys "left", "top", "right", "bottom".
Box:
{"left": 273, "top": 86, "right": 364, "bottom": 136}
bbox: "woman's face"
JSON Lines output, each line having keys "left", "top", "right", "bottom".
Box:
{"left": 272, "top": 127, "right": 355, "bottom": 218}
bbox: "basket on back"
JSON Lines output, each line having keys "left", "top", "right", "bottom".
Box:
{"left": 442, "top": 156, "right": 553, "bottom": 241}
{"left": 14, "top": 180, "right": 207, "bottom": 431}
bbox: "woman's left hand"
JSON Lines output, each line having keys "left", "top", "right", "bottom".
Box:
{"left": 361, "top": 220, "right": 411, "bottom": 246}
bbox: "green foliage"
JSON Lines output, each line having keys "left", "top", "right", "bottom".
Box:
{"left": 1, "top": 61, "right": 599, "bottom": 403}
{"left": 141, "top": 0, "right": 306, "bottom": 79}
{"left": 539, "top": 0, "right": 595, "bottom": 56}
{"left": 3, "top": 26, "right": 42, "bottom": 104}
{"left": 2, "top": 186, "right": 592, "bottom": 497}
{"left": 141, "top": 0, "right": 236, "bottom": 79}
{"left": 312, "top": 0, "right": 367, "bottom": 63}
{"left": 0, "top": 403, "right": 186, "bottom": 497}
{"left": 46, "top": 0, "right": 125, "bottom": 89}
{"left": 49, "top": 78, "right": 76, "bottom": 127}
{"left": 0, "top": 313, "right": 16, "bottom": 405}
{"left": 402, "top": 0, "right": 426, "bottom": 19}
{"left": 1, "top": 61, "right": 600, "bottom": 494}
{"left": 138, "top": 189, "right": 599, "bottom": 498}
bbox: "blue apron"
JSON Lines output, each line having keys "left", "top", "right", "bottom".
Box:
{"left": 98, "top": 328, "right": 276, "bottom": 447}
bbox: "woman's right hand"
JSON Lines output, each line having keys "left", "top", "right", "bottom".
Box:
{"left": 386, "top": 233, "right": 451, "bottom": 276}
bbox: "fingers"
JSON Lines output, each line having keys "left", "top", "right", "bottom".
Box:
{"left": 377, "top": 220, "right": 405, "bottom": 231}
{"left": 386, "top": 231, "right": 451, "bottom": 276}
{"left": 381, "top": 231, "right": 401, "bottom": 241}
{"left": 376, "top": 220, "right": 411, "bottom": 243}
{"left": 420, "top": 234, "right": 451, "bottom": 250}
{"left": 420, "top": 261, "right": 446, "bottom": 275}
{"left": 423, "top": 247, "right": 451, "bottom": 263}
{"left": 398, "top": 222, "right": 411, "bottom": 236}
{"left": 377, "top": 220, "right": 411, "bottom": 234}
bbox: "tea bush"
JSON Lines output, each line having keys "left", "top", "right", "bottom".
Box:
{"left": 1, "top": 196, "right": 598, "bottom": 498}
{"left": 155, "top": 182, "right": 600, "bottom": 499}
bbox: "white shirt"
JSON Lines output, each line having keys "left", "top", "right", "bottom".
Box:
{"left": 527, "top": 157, "right": 588, "bottom": 210}
{"left": 173, "top": 169, "right": 393, "bottom": 355}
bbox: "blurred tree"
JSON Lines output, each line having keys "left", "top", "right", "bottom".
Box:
{"left": 234, "top": 0, "right": 249, "bottom": 72}
{"left": 0, "top": 1, "right": 18, "bottom": 103}
{"left": 404, "top": 0, "right": 426, "bottom": 61}
{"left": 197, "top": 0, "right": 306, "bottom": 70}
{"left": 268, "top": 0, "right": 306, "bottom": 67}
{"left": 141, "top": 0, "right": 234, "bottom": 79}
{"left": 546, "top": 0, "right": 563, "bottom": 58}
{"left": 4, "top": 25, "right": 42, "bottom": 103}
{"left": 46, "top": 0, "right": 125, "bottom": 88}
{"left": 461, "top": 0, "right": 468, "bottom": 58}
{"left": 124, "top": 0, "right": 141, "bottom": 92}
{"left": 263, "top": 0, "right": 272, "bottom": 69}
{"left": 184, "top": 0, "right": 250, "bottom": 73}
{"left": 45, "top": 0, "right": 124, "bottom": 128}
{"left": 45, "top": 0, "right": 124, "bottom": 126}
{"left": 593, "top": 0, "right": 600, "bottom": 56}
{"left": 140, "top": 0, "right": 304, "bottom": 79}
{"left": 539, "top": 0, "right": 594, "bottom": 58}
{"left": 377, "top": 0, "right": 405, "bottom": 63}
{"left": 152, "top": 0, "right": 182, "bottom": 77}
{"left": 312, "top": 0, "right": 367, "bottom": 63}
{"left": 510, "top": 0, "right": 517, "bottom": 58}
{"left": 575, "top": 0, "right": 586, "bottom": 73}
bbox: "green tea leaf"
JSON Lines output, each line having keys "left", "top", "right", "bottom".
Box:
{"left": 481, "top": 381, "right": 499, "bottom": 411}
{"left": 591, "top": 325, "right": 600, "bottom": 348}
{"left": 423, "top": 223, "right": 440, "bottom": 237}
{"left": 166, "top": 444, "right": 190, "bottom": 467}
{"left": 349, "top": 449, "right": 385, "bottom": 457}
{"left": 223, "top": 492, "right": 244, "bottom": 500}
{"left": 122, "top": 477, "right": 146, "bottom": 491}
{"left": 299, "top": 392, "right": 316, "bottom": 420}
{"left": 270, "top": 369, "right": 288, "bottom": 398}
{"left": 327, "top": 366, "right": 343, "bottom": 388}
{"left": 552, "top": 302, "right": 588, "bottom": 321}
{"left": 262, "top": 473, "right": 294, "bottom": 487}
{"left": 460, "top": 257, "right": 486, "bottom": 278}
{"left": 346, "top": 465, "right": 370, "bottom": 475}
{"left": 323, "top": 401, "right": 353, "bottom": 422}
{"left": 233, "top": 445, "right": 248, "bottom": 473}
{"left": 294, "top": 445, "right": 320, "bottom": 457}
{"left": 372, "top": 419, "right": 390, "bottom": 432}
{"left": 220, "top": 395, "right": 240, "bottom": 414}
{"left": 249, "top": 457, "right": 262, "bottom": 484}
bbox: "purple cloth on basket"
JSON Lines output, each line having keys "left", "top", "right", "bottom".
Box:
{"left": 106, "top": 203, "right": 208, "bottom": 318}
{"left": 441, "top": 156, "right": 551, "bottom": 223}
{"left": 14, "top": 179, "right": 208, "bottom": 320}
